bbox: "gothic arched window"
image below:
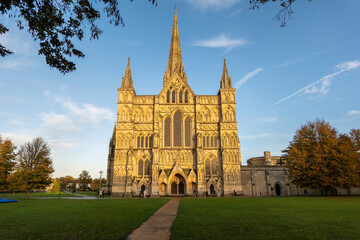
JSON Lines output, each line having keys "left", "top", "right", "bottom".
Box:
{"left": 205, "top": 159, "right": 211, "bottom": 176}
{"left": 137, "top": 136, "right": 141, "bottom": 148}
{"left": 179, "top": 91, "right": 183, "bottom": 103}
{"left": 172, "top": 91, "right": 176, "bottom": 103}
{"left": 138, "top": 159, "right": 143, "bottom": 175}
{"left": 164, "top": 117, "right": 171, "bottom": 147}
{"left": 144, "top": 159, "right": 150, "bottom": 175}
{"left": 185, "top": 117, "right": 191, "bottom": 147}
{"left": 167, "top": 91, "right": 170, "bottom": 103}
{"left": 173, "top": 111, "right": 182, "bottom": 147}
{"left": 185, "top": 91, "right": 188, "bottom": 103}
{"left": 212, "top": 158, "right": 217, "bottom": 175}
{"left": 141, "top": 136, "right": 144, "bottom": 148}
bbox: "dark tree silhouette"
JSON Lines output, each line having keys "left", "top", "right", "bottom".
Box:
{"left": 0, "top": 0, "right": 157, "bottom": 74}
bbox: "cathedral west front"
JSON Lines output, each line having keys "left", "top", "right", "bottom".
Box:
{"left": 106, "top": 8, "right": 242, "bottom": 197}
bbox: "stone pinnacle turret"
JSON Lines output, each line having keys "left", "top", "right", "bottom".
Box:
{"left": 220, "top": 59, "right": 233, "bottom": 89}
{"left": 120, "top": 57, "right": 134, "bottom": 89}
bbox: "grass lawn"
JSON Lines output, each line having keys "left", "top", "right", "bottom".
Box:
{"left": 172, "top": 196, "right": 360, "bottom": 240}
{"left": 0, "top": 198, "right": 169, "bottom": 240}
{"left": 1, "top": 192, "right": 77, "bottom": 198}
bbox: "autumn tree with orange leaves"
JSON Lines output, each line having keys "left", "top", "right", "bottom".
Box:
{"left": 283, "top": 120, "right": 360, "bottom": 195}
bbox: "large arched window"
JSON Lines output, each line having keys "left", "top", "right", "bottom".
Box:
{"left": 212, "top": 158, "right": 217, "bottom": 175}
{"left": 205, "top": 155, "right": 217, "bottom": 176}
{"left": 138, "top": 159, "right": 143, "bottom": 175}
{"left": 185, "top": 117, "right": 191, "bottom": 147}
{"left": 144, "top": 159, "right": 150, "bottom": 175}
{"left": 173, "top": 111, "right": 182, "bottom": 147}
{"left": 205, "top": 159, "right": 211, "bottom": 176}
{"left": 164, "top": 117, "right": 171, "bottom": 147}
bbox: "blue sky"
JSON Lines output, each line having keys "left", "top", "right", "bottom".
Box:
{"left": 1, "top": 0, "right": 360, "bottom": 179}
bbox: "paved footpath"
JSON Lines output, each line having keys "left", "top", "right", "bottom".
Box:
{"left": 125, "top": 198, "right": 180, "bottom": 240}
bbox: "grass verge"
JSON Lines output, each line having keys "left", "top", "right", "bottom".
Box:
{"left": 0, "top": 198, "right": 169, "bottom": 240}
{"left": 172, "top": 196, "right": 360, "bottom": 240}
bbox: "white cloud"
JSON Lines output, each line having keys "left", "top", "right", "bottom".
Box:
{"left": 261, "top": 117, "right": 277, "bottom": 122}
{"left": 40, "top": 94, "right": 114, "bottom": 138}
{"left": 2, "top": 133, "right": 34, "bottom": 146}
{"left": 271, "top": 60, "right": 360, "bottom": 107}
{"left": 185, "top": 0, "right": 241, "bottom": 10}
{"left": 235, "top": 67, "right": 262, "bottom": 89}
{"left": 0, "top": 31, "right": 37, "bottom": 70}
{"left": 193, "top": 35, "right": 247, "bottom": 52}
{"left": 347, "top": 110, "right": 360, "bottom": 116}
{"left": 54, "top": 96, "right": 114, "bottom": 124}
{"left": 240, "top": 133, "right": 271, "bottom": 139}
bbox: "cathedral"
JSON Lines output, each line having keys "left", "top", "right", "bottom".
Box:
{"left": 106, "top": 8, "right": 242, "bottom": 197}
{"left": 106, "top": 8, "right": 360, "bottom": 197}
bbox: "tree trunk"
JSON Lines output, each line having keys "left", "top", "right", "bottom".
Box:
{"left": 26, "top": 190, "right": 30, "bottom": 199}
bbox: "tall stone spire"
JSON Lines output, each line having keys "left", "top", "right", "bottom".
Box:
{"left": 163, "top": 6, "right": 187, "bottom": 86}
{"left": 220, "top": 59, "right": 233, "bottom": 89}
{"left": 120, "top": 57, "right": 134, "bottom": 89}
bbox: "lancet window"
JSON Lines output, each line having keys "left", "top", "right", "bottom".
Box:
{"left": 202, "top": 134, "right": 219, "bottom": 148}
{"left": 205, "top": 155, "right": 217, "bottom": 176}
{"left": 138, "top": 155, "right": 150, "bottom": 176}
{"left": 137, "top": 134, "right": 153, "bottom": 148}
{"left": 164, "top": 112, "right": 192, "bottom": 147}
{"left": 173, "top": 111, "right": 182, "bottom": 147}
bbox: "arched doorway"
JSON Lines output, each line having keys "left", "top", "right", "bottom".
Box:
{"left": 141, "top": 185, "right": 145, "bottom": 197}
{"left": 170, "top": 174, "right": 186, "bottom": 195}
{"left": 179, "top": 182, "right": 184, "bottom": 194}
{"left": 171, "top": 182, "right": 177, "bottom": 194}
{"left": 275, "top": 182, "right": 281, "bottom": 196}
{"left": 210, "top": 184, "right": 215, "bottom": 195}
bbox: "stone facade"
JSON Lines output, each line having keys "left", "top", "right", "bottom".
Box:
{"left": 242, "top": 151, "right": 360, "bottom": 196}
{"left": 106, "top": 8, "right": 360, "bottom": 197}
{"left": 106, "top": 8, "right": 242, "bottom": 197}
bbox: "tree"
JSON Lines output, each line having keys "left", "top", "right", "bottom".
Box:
{"left": 0, "top": 0, "right": 157, "bottom": 74}
{"left": 78, "top": 170, "right": 92, "bottom": 191}
{"left": 51, "top": 178, "right": 61, "bottom": 193}
{"left": 60, "top": 175, "right": 75, "bottom": 189}
{"left": 90, "top": 178, "right": 105, "bottom": 190}
{"left": 283, "top": 120, "right": 360, "bottom": 195}
{"left": 12, "top": 137, "right": 54, "bottom": 198}
{"left": 250, "top": 0, "right": 313, "bottom": 27}
{"left": 0, "top": 135, "right": 17, "bottom": 191}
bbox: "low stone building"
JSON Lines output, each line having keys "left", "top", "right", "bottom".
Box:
{"left": 241, "top": 151, "right": 360, "bottom": 196}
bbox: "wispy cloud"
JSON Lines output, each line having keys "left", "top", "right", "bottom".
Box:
{"left": 261, "top": 117, "right": 278, "bottom": 122}
{"left": 185, "top": 0, "right": 241, "bottom": 10}
{"left": 40, "top": 94, "right": 114, "bottom": 138}
{"left": 235, "top": 67, "right": 263, "bottom": 89}
{"left": 240, "top": 133, "right": 271, "bottom": 139}
{"left": 1, "top": 133, "right": 34, "bottom": 147}
{"left": 271, "top": 60, "right": 360, "bottom": 107}
{"left": 228, "top": 8, "right": 242, "bottom": 18}
{"left": 193, "top": 34, "right": 247, "bottom": 52}
{"left": 347, "top": 110, "right": 360, "bottom": 116}
{"left": 0, "top": 30, "right": 37, "bottom": 70}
